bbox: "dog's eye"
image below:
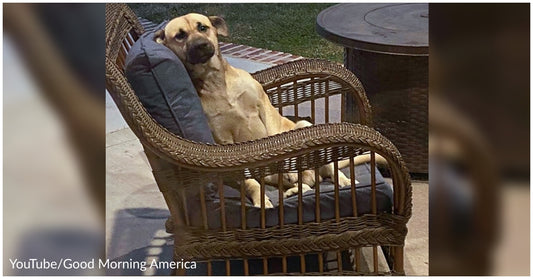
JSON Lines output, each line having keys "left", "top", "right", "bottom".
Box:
{"left": 198, "top": 24, "right": 208, "bottom": 32}
{"left": 175, "top": 31, "right": 187, "bottom": 40}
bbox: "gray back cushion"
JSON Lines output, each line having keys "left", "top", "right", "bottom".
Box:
{"left": 125, "top": 22, "right": 214, "bottom": 144}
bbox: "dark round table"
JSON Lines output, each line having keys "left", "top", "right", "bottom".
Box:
{"left": 317, "top": 3, "right": 428, "bottom": 173}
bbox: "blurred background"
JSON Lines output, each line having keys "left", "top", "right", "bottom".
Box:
{"left": 429, "top": 3, "right": 529, "bottom": 276}
{"left": 3, "top": 3, "right": 105, "bottom": 275}
{"left": 2, "top": 2, "right": 530, "bottom": 276}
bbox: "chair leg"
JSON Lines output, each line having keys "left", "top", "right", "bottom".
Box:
{"left": 381, "top": 246, "right": 393, "bottom": 270}
{"left": 393, "top": 246, "right": 405, "bottom": 275}
{"left": 172, "top": 255, "right": 186, "bottom": 275}
{"left": 174, "top": 268, "right": 186, "bottom": 276}
{"left": 172, "top": 246, "right": 186, "bottom": 276}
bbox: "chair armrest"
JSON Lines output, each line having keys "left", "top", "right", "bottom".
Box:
{"left": 252, "top": 59, "right": 373, "bottom": 125}
{"left": 143, "top": 121, "right": 411, "bottom": 216}
{"left": 148, "top": 123, "right": 399, "bottom": 171}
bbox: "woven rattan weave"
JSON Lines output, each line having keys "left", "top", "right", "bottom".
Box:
{"left": 105, "top": 4, "right": 412, "bottom": 275}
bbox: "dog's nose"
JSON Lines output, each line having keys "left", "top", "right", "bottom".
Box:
{"left": 187, "top": 40, "right": 215, "bottom": 64}
{"left": 194, "top": 42, "right": 209, "bottom": 50}
{"left": 189, "top": 40, "right": 212, "bottom": 52}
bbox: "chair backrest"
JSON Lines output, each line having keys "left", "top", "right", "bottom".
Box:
{"left": 105, "top": 3, "right": 148, "bottom": 139}
{"left": 105, "top": 3, "right": 144, "bottom": 72}
{"left": 105, "top": 3, "right": 212, "bottom": 229}
{"left": 105, "top": 3, "right": 198, "bottom": 166}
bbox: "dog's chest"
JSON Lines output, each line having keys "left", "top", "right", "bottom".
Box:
{"left": 200, "top": 83, "right": 267, "bottom": 144}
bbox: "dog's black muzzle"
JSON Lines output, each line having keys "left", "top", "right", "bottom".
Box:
{"left": 187, "top": 39, "right": 215, "bottom": 64}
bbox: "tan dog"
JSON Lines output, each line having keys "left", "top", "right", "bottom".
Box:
{"left": 155, "top": 14, "right": 385, "bottom": 208}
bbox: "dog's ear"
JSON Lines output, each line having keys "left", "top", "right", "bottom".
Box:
{"left": 209, "top": 16, "right": 229, "bottom": 37}
{"left": 154, "top": 29, "right": 165, "bottom": 44}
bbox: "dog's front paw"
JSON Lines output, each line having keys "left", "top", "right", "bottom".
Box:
{"left": 338, "top": 176, "right": 352, "bottom": 187}
{"left": 338, "top": 173, "right": 359, "bottom": 187}
{"left": 283, "top": 187, "right": 298, "bottom": 198}
{"left": 252, "top": 196, "right": 274, "bottom": 209}
{"left": 283, "top": 184, "right": 312, "bottom": 198}
{"left": 301, "top": 184, "right": 312, "bottom": 193}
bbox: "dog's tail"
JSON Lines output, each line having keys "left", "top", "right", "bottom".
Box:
{"left": 337, "top": 153, "right": 388, "bottom": 169}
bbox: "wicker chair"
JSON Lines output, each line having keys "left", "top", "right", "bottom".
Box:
{"left": 105, "top": 3, "right": 412, "bottom": 275}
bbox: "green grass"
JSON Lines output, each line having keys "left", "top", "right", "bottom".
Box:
{"left": 129, "top": 3, "right": 343, "bottom": 62}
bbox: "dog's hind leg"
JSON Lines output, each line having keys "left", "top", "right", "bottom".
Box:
{"left": 294, "top": 120, "right": 355, "bottom": 186}
{"left": 294, "top": 120, "right": 313, "bottom": 129}
{"left": 322, "top": 153, "right": 388, "bottom": 186}
{"left": 284, "top": 183, "right": 312, "bottom": 198}
{"left": 336, "top": 153, "right": 388, "bottom": 169}
{"left": 319, "top": 162, "right": 356, "bottom": 186}
{"left": 264, "top": 173, "right": 295, "bottom": 188}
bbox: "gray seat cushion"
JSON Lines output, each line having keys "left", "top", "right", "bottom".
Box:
{"left": 188, "top": 163, "right": 393, "bottom": 228}
{"left": 124, "top": 22, "right": 214, "bottom": 144}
